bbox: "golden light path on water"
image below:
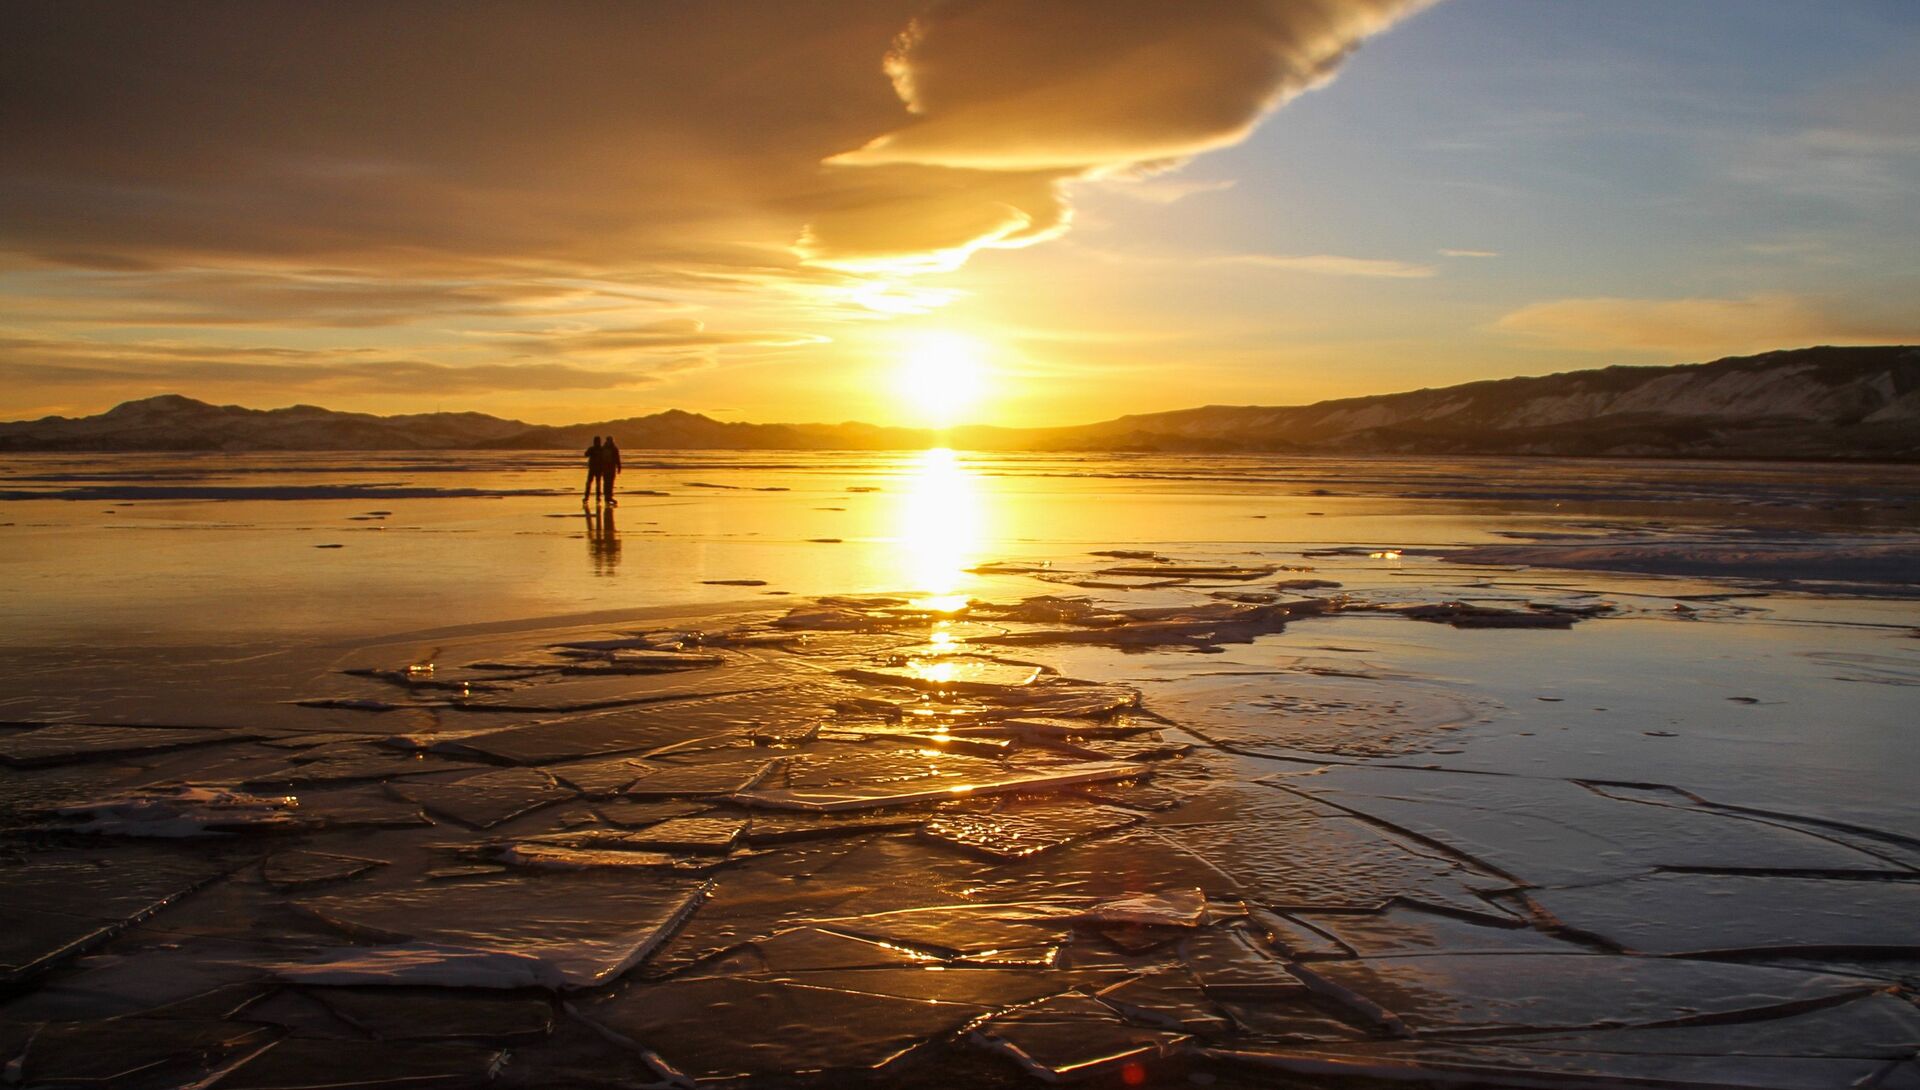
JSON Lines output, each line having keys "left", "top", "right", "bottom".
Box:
{"left": 892, "top": 447, "right": 988, "bottom": 686}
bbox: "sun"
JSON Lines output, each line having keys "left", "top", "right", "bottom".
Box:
{"left": 895, "top": 332, "right": 987, "bottom": 428}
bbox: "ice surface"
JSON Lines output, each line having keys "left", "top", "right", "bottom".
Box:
{"left": 1181, "top": 925, "right": 1309, "bottom": 999}
{"left": 262, "top": 850, "right": 386, "bottom": 890}
{"left": 10, "top": 489, "right": 1920, "bottom": 1087}
{"left": 290, "top": 875, "right": 709, "bottom": 989}
{"left": 210, "top": 1037, "right": 507, "bottom": 1090}
{"left": 1530, "top": 872, "right": 1920, "bottom": 955}
{"left": 1290, "top": 904, "right": 1581, "bottom": 957}
{"left": 9, "top": 1016, "right": 273, "bottom": 1088}
{"left": 0, "top": 724, "right": 248, "bottom": 767}
{"left": 969, "top": 990, "right": 1185, "bottom": 1082}
{"left": 921, "top": 801, "right": 1140, "bottom": 860}
{"left": 574, "top": 974, "right": 993, "bottom": 1080}
{"left": 1305, "top": 953, "right": 1880, "bottom": 1032}
{"left": 1070, "top": 889, "right": 1209, "bottom": 929}
{"left": 733, "top": 760, "right": 1141, "bottom": 811}
{"left": 0, "top": 853, "right": 229, "bottom": 983}
{"left": 494, "top": 843, "right": 701, "bottom": 871}
{"left": 308, "top": 986, "right": 554, "bottom": 1043}
{"left": 1145, "top": 671, "right": 1487, "bottom": 758}
{"left": 388, "top": 767, "right": 574, "bottom": 829}
{"left": 1273, "top": 765, "right": 1895, "bottom": 883}
{"left": 54, "top": 785, "right": 304, "bottom": 837}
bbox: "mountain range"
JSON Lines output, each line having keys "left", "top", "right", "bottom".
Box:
{"left": 4, "top": 345, "right": 1917, "bottom": 460}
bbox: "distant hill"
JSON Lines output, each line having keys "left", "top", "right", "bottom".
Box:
{"left": 4, "top": 346, "right": 1917, "bottom": 460}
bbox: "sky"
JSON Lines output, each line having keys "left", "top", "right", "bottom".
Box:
{"left": 3, "top": 0, "right": 1917, "bottom": 428}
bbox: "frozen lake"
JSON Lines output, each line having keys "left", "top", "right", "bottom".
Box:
{"left": 2, "top": 450, "right": 1918, "bottom": 1087}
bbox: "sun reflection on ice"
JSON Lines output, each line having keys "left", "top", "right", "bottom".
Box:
{"left": 895, "top": 447, "right": 987, "bottom": 601}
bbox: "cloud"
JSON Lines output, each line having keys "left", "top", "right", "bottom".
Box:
{"left": 0, "top": 335, "right": 670, "bottom": 395}
{"left": 1494, "top": 293, "right": 1920, "bottom": 355}
{"left": 0, "top": 1, "right": 1438, "bottom": 415}
{"left": 1438, "top": 248, "right": 1499, "bottom": 258}
{"left": 829, "top": 0, "right": 1434, "bottom": 171}
{"left": 807, "top": 0, "right": 1433, "bottom": 271}
{"left": 1216, "top": 253, "right": 1437, "bottom": 278}
{"left": 499, "top": 321, "right": 830, "bottom": 356}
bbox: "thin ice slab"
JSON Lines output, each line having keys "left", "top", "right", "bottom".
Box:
{"left": 0, "top": 853, "right": 229, "bottom": 983}
{"left": 969, "top": 991, "right": 1186, "bottom": 1083}
{"left": 573, "top": 975, "right": 992, "bottom": 1081}
{"left": 733, "top": 760, "right": 1140, "bottom": 812}
{"left": 389, "top": 767, "right": 574, "bottom": 829}
{"left": 262, "top": 850, "right": 386, "bottom": 890}
{"left": 1304, "top": 953, "right": 1881, "bottom": 1033}
{"left": 53, "top": 785, "right": 304, "bottom": 837}
{"left": 10, "top": 1017, "right": 273, "bottom": 1088}
{"left": 1529, "top": 873, "right": 1920, "bottom": 956}
{"left": 286, "top": 874, "right": 708, "bottom": 989}
{"left": 921, "top": 802, "right": 1140, "bottom": 860}
{"left": 0, "top": 724, "right": 252, "bottom": 767}
{"left": 308, "top": 987, "right": 555, "bottom": 1042}
{"left": 1272, "top": 765, "right": 1894, "bottom": 883}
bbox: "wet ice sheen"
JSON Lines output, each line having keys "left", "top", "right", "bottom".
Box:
{"left": 5, "top": 524, "right": 1919, "bottom": 1088}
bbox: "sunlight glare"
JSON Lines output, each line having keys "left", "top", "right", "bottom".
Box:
{"left": 896, "top": 332, "right": 987, "bottom": 428}
{"left": 895, "top": 447, "right": 986, "bottom": 598}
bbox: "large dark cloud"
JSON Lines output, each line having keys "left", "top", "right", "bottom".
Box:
{"left": 0, "top": 1, "right": 1434, "bottom": 408}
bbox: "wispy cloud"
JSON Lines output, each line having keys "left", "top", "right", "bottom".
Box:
{"left": 1214, "top": 253, "right": 1438, "bottom": 279}
{"left": 1495, "top": 293, "right": 1919, "bottom": 354}
{"left": 1438, "top": 248, "right": 1499, "bottom": 258}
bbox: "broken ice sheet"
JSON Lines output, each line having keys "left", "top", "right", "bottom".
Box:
{"left": 545, "top": 754, "right": 652, "bottom": 796}
{"left": 244, "top": 743, "right": 463, "bottom": 786}
{"left": 306, "top": 986, "right": 553, "bottom": 1043}
{"left": 1152, "top": 807, "right": 1513, "bottom": 918}
{"left": 840, "top": 657, "right": 1043, "bottom": 694}
{"left": 512, "top": 815, "right": 747, "bottom": 857}
{"left": 1272, "top": 765, "right": 1896, "bottom": 884}
{"left": 262, "top": 850, "right": 386, "bottom": 890}
{"left": 921, "top": 801, "right": 1141, "bottom": 861}
{"left": 286, "top": 874, "right": 708, "bottom": 989}
{"left": 740, "top": 926, "right": 944, "bottom": 972}
{"left": 53, "top": 784, "right": 304, "bottom": 837}
{"left": 1305, "top": 953, "right": 1881, "bottom": 1033}
{"left": 388, "top": 767, "right": 574, "bottom": 829}
{"left": 422, "top": 682, "right": 822, "bottom": 764}
{"left": 493, "top": 843, "right": 712, "bottom": 872}
{"left": 1094, "top": 971, "right": 1235, "bottom": 1035}
{"left": 573, "top": 974, "right": 994, "bottom": 1080}
{"left": 1205, "top": 995, "right": 1920, "bottom": 1090}
{"left": 807, "top": 904, "right": 1077, "bottom": 960}
{"left": 969, "top": 990, "right": 1185, "bottom": 1083}
{"left": 1529, "top": 872, "right": 1920, "bottom": 956}
{"left": 1069, "top": 888, "right": 1209, "bottom": 929}
{"left": 744, "top": 809, "right": 932, "bottom": 844}
{"left": 10, "top": 1017, "right": 273, "bottom": 1088}
{"left": 733, "top": 760, "right": 1141, "bottom": 812}
{"left": 0, "top": 723, "right": 252, "bottom": 767}
{"left": 1289, "top": 904, "right": 1580, "bottom": 958}
{"left": 209, "top": 1037, "right": 507, "bottom": 1090}
{"left": 1142, "top": 670, "right": 1487, "bottom": 758}
{"left": 1181, "top": 925, "right": 1308, "bottom": 1000}
{"left": 623, "top": 755, "right": 779, "bottom": 798}
{"left": 0, "top": 852, "right": 230, "bottom": 984}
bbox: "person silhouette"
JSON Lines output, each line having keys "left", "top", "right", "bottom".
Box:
{"left": 601, "top": 437, "right": 622, "bottom": 507}
{"left": 582, "top": 436, "right": 604, "bottom": 506}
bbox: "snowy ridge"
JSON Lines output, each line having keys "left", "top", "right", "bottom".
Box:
{"left": 4, "top": 345, "right": 1916, "bottom": 459}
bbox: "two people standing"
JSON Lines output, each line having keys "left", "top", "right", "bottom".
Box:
{"left": 582, "top": 435, "right": 622, "bottom": 506}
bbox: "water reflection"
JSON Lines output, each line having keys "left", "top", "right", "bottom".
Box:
{"left": 586, "top": 505, "right": 620, "bottom": 576}
{"left": 893, "top": 447, "right": 986, "bottom": 602}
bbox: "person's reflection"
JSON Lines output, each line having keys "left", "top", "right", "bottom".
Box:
{"left": 586, "top": 503, "right": 620, "bottom": 576}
